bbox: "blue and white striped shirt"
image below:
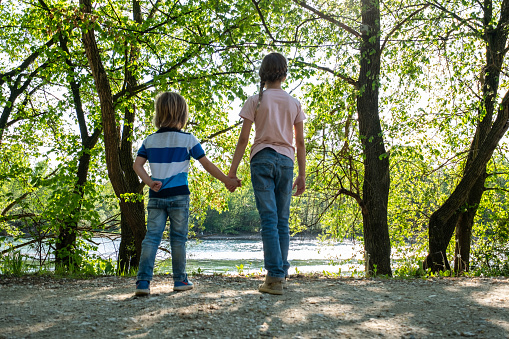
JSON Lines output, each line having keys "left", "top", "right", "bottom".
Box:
{"left": 137, "top": 127, "right": 205, "bottom": 198}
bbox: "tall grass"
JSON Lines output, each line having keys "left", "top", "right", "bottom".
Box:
{"left": 0, "top": 251, "right": 29, "bottom": 275}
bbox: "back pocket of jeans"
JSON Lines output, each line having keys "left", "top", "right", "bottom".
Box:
{"left": 250, "top": 163, "right": 274, "bottom": 190}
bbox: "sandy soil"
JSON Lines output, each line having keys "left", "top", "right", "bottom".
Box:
{"left": 0, "top": 275, "right": 508, "bottom": 339}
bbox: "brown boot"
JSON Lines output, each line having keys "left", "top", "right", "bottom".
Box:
{"left": 282, "top": 274, "right": 289, "bottom": 289}
{"left": 258, "top": 276, "right": 284, "bottom": 295}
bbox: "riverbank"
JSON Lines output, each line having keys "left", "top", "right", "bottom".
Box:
{"left": 1, "top": 275, "right": 508, "bottom": 338}
{"left": 193, "top": 232, "right": 320, "bottom": 241}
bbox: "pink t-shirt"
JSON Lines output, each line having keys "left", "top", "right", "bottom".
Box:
{"left": 239, "top": 88, "right": 306, "bottom": 162}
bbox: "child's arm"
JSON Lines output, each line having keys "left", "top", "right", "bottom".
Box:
{"left": 198, "top": 156, "right": 241, "bottom": 192}
{"left": 228, "top": 119, "right": 253, "bottom": 178}
{"left": 292, "top": 121, "right": 306, "bottom": 196}
{"left": 133, "top": 156, "right": 162, "bottom": 192}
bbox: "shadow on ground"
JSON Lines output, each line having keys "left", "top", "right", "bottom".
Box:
{"left": 0, "top": 275, "right": 508, "bottom": 338}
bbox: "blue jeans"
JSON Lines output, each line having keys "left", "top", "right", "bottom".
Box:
{"left": 250, "top": 148, "right": 294, "bottom": 278}
{"left": 137, "top": 195, "right": 190, "bottom": 282}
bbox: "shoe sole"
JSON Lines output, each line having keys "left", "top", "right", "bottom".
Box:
{"left": 135, "top": 289, "right": 150, "bottom": 296}
{"left": 258, "top": 285, "right": 283, "bottom": 295}
{"left": 174, "top": 285, "right": 193, "bottom": 291}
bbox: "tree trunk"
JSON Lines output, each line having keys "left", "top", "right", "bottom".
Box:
{"left": 54, "top": 32, "right": 102, "bottom": 269}
{"left": 116, "top": 2, "right": 147, "bottom": 272}
{"left": 118, "top": 200, "right": 145, "bottom": 273}
{"left": 424, "top": 94, "right": 509, "bottom": 272}
{"left": 426, "top": 0, "right": 509, "bottom": 273}
{"left": 453, "top": 168, "right": 486, "bottom": 273}
{"left": 357, "top": 0, "right": 392, "bottom": 276}
{"left": 454, "top": 208, "right": 475, "bottom": 272}
{"left": 453, "top": 0, "right": 508, "bottom": 273}
{"left": 116, "top": 100, "right": 146, "bottom": 272}
{"left": 80, "top": 0, "right": 146, "bottom": 272}
{"left": 54, "top": 150, "right": 90, "bottom": 268}
{"left": 425, "top": 214, "right": 455, "bottom": 272}
{"left": 54, "top": 130, "right": 100, "bottom": 267}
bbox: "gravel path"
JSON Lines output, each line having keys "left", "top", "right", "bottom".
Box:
{"left": 1, "top": 275, "right": 508, "bottom": 338}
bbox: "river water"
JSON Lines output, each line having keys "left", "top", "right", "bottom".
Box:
{"left": 93, "top": 237, "right": 364, "bottom": 275}
{"left": 2, "top": 236, "right": 365, "bottom": 275}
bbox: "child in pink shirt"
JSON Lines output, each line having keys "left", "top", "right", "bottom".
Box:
{"left": 228, "top": 52, "right": 306, "bottom": 295}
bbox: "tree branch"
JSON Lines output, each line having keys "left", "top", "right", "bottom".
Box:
{"left": 0, "top": 38, "right": 56, "bottom": 86}
{"left": 147, "top": 0, "right": 161, "bottom": 19}
{"left": 291, "top": 59, "right": 358, "bottom": 88}
{"left": 0, "top": 213, "right": 37, "bottom": 223}
{"left": 0, "top": 167, "right": 60, "bottom": 216}
{"left": 484, "top": 187, "right": 509, "bottom": 193}
{"left": 293, "top": 0, "right": 361, "bottom": 38}
{"left": 381, "top": 4, "right": 430, "bottom": 53}
{"left": 112, "top": 47, "right": 201, "bottom": 104}
{"left": 200, "top": 120, "right": 243, "bottom": 144}
{"left": 498, "top": 0, "right": 509, "bottom": 31}
{"left": 251, "top": 0, "right": 299, "bottom": 44}
{"left": 0, "top": 235, "right": 52, "bottom": 255}
{"left": 428, "top": 1, "right": 482, "bottom": 36}
{"left": 115, "top": 69, "right": 253, "bottom": 104}
{"left": 338, "top": 187, "right": 366, "bottom": 214}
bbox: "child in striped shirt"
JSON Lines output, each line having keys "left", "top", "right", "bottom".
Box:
{"left": 133, "top": 92, "right": 240, "bottom": 296}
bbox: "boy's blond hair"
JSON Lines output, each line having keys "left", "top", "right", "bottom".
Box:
{"left": 153, "top": 92, "right": 188, "bottom": 129}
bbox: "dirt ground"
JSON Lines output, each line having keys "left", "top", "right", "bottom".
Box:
{"left": 0, "top": 275, "right": 508, "bottom": 339}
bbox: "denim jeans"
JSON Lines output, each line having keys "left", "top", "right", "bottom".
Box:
{"left": 137, "top": 195, "right": 190, "bottom": 282}
{"left": 250, "top": 148, "right": 294, "bottom": 278}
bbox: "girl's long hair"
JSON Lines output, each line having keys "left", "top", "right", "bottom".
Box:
{"left": 258, "top": 53, "right": 287, "bottom": 104}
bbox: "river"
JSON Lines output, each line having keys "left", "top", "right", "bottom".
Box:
{"left": 93, "top": 237, "right": 364, "bottom": 276}
{"left": 2, "top": 236, "right": 364, "bottom": 275}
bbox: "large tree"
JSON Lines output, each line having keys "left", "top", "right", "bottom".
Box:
{"left": 282, "top": 0, "right": 430, "bottom": 275}
{"left": 78, "top": 0, "right": 262, "bottom": 272}
{"left": 32, "top": 0, "right": 104, "bottom": 268}
{"left": 423, "top": 0, "right": 509, "bottom": 273}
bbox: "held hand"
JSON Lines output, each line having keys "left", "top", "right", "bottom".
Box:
{"left": 292, "top": 175, "right": 306, "bottom": 196}
{"left": 150, "top": 180, "right": 163, "bottom": 192}
{"left": 225, "top": 176, "right": 241, "bottom": 192}
{"left": 227, "top": 170, "right": 237, "bottom": 180}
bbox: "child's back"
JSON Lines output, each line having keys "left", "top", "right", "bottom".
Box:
{"left": 241, "top": 88, "right": 303, "bottom": 162}
{"left": 228, "top": 52, "right": 306, "bottom": 295}
{"left": 133, "top": 92, "right": 240, "bottom": 296}
{"left": 138, "top": 128, "right": 205, "bottom": 198}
